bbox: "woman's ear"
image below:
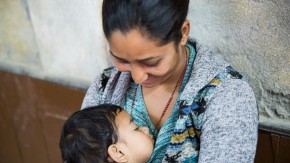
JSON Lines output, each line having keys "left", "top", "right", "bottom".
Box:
{"left": 180, "top": 20, "right": 190, "bottom": 46}
{"left": 108, "top": 144, "right": 129, "bottom": 163}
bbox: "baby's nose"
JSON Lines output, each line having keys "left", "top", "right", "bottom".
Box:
{"left": 140, "top": 126, "right": 149, "bottom": 134}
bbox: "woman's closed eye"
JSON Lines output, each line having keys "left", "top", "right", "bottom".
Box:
{"left": 142, "top": 60, "right": 161, "bottom": 67}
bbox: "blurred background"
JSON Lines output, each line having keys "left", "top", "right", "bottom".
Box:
{"left": 0, "top": 0, "right": 289, "bottom": 162}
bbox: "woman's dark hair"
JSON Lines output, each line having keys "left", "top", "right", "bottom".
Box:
{"left": 59, "top": 104, "right": 122, "bottom": 163}
{"left": 102, "top": 0, "right": 190, "bottom": 46}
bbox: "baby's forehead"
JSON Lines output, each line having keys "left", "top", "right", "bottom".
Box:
{"left": 117, "top": 108, "right": 130, "bottom": 115}
{"left": 115, "top": 109, "right": 132, "bottom": 124}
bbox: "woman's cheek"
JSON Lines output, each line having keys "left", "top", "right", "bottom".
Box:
{"left": 114, "top": 62, "right": 130, "bottom": 72}
{"left": 149, "top": 62, "right": 169, "bottom": 76}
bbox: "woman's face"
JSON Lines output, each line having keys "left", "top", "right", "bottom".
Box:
{"left": 108, "top": 29, "right": 183, "bottom": 88}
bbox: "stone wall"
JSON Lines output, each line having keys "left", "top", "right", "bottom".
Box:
{"left": 0, "top": 0, "right": 289, "bottom": 132}
{"left": 0, "top": 0, "right": 110, "bottom": 87}
{"left": 188, "top": 0, "right": 290, "bottom": 132}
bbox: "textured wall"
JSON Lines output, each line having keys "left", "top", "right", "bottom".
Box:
{"left": 188, "top": 0, "right": 290, "bottom": 131}
{"left": 0, "top": 0, "right": 110, "bottom": 87}
{"left": 0, "top": 0, "right": 289, "bottom": 131}
{"left": 0, "top": 0, "right": 40, "bottom": 71}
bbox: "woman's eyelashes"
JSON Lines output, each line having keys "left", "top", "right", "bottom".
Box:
{"left": 110, "top": 51, "right": 161, "bottom": 67}
{"left": 143, "top": 60, "right": 161, "bottom": 67}
{"left": 115, "top": 58, "right": 161, "bottom": 67}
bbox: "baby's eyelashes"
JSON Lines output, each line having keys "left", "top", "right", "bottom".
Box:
{"left": 134, "top": 126, "right": 140, "bottom": 131}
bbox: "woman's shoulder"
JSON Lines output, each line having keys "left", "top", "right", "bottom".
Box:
{"left": 98, "top": 67, "right": 118, "bottom": 90}
{"left": 188, "top": 40, "right": 231, "bottom": 80}
{"left": 81, "top": 66, "right": 133, "bottom": 109}
{"left": 81, "top": 67, "right": 119, "bottom": 109}
{"left": 182, "top": 40, "right": 231, "bottom": 99}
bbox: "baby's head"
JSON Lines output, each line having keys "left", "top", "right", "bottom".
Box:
{"left": 60, "top": 104, "right": 154, "bottom": 163}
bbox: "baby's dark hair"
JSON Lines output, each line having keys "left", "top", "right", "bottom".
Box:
{"left": 59, "top": 104, "right": 122, "bottom": 163}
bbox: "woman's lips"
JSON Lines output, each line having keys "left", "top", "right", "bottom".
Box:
{"left": 141, "top": 77, "right": 155, "bottom": 85}
{"left": 140, "top": 76, "right": 162, "bottom": 88}
{"left": 141, "top": 79, "right": 151, "bottom": 85}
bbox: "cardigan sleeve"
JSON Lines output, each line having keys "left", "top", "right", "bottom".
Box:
{"left": 198, "top": 79, "right": 258, "bottom": 163}
{"left": 80, "top": 74, "right": 103, "bottom": 110}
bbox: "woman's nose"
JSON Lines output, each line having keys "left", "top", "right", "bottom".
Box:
{"left": 130, "top": 64, "right": 147, "bottom": 84}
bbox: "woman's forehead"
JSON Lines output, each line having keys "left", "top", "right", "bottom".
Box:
{"left": 109, "top": 30, "right": 157, "bottom": 49}
{"left": 108, "top": 30, "right": 175, "bottom": 59}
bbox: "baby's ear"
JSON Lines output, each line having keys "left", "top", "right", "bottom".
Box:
{"left": 108, "top": 144, "right": 129, "bottom": 163}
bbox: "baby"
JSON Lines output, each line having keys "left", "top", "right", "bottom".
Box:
{"left": 60, "top": 104, "right": 154, "bottom": 163}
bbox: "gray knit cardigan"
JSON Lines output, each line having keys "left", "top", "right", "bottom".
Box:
{"left": 81, "top": 42, "right": 258, "bottom": 163}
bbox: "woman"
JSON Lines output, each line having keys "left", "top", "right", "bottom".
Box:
{"left": 81, "top": 0, "right": 258, "bottom": 162}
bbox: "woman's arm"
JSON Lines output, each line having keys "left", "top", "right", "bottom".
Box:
{"left": 81, "top": 73, "right": 104, "bottom": 110}
{"left": 199, "top": 79, "right": 258, "bottom": 163}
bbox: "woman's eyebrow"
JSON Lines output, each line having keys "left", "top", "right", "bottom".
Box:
{"left": 109, "top": 50, "right": 160, "bottom": 62}
{"left": 110, "top": 51, "right": 127, "bottom": 61}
